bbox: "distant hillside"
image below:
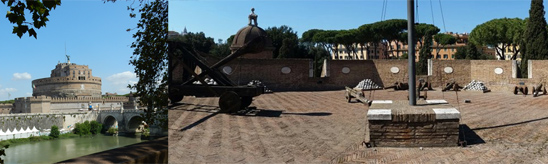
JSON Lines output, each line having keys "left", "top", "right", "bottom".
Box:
{"left": 0, "top": 100, "right": 14, "bottom": 104}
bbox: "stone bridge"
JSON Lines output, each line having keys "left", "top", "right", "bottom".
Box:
{"left": 98, "top": 110, "right": 145, "bottom": 133}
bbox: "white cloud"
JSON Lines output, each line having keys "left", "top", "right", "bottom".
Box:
{"left": 0, "top": 88, "right": 17, "bottom": 96}
{"left": 12, "top": 72, "right": 32, "bottom": 80}
{"left": 106, "top": 71, "right": 137, "bottom": 94}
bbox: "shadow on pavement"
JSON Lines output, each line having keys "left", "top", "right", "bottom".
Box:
{"left": 460, "top": 124, "right": 485, "bottom": 145}
{"left": 471, "top": 116, "right": 548, "bottom": 131}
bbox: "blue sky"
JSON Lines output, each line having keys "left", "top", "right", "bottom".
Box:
{"left": 0, "top": 1, "right": 139, "bottom": 100}
{"left": 170, "top": 0, "right": 541, "bottom": 43}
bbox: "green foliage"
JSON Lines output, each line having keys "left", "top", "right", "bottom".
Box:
{"left": 73, "top": 121, "right": 91, "bottom": 136}
{"left": 266, "top": 25, "right": 306, "bottom": 58}
{"left": 415, "top": 23, "right": 440, "bottom": 49}
{"left": 0, "top": 142, "right": 7, "bottom": 164}
{"left": 0, "top": 100, "right": 14, "bottom": 104}
{"left": 522, "top": 0, "right": 548, "bottom": 78}
{"left": 90, "top": 121, "right": 102, "bottom": 135}
{"left": 169, "top": 32, "right": 215, "bottom": 54}
{"left": 454, "top": 44, "right": 495, "bottom": 60}
{"left": 434, "top": 33, "right": 457, "bottom": 57}
{"left": 400, "top": 52, "right": 408, "bottom": 60}
{"left": 2, "top": 0, "right": 61, "bottom": 38}
{"left": 107, "top": 127, "right": 118, "bottom": 134}
{"left": 49, "top": 125, "right": 60, "bottom": 138}
{"left": 417, "top": 32, "right": 434, "bottom": 75}
{"left": 127, "top": 0, "right": 169, "bottom": 130}
{"left": 469, "top": 18, "right": 525, "bottom": 60}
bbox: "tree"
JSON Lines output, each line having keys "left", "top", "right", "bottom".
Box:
{"left": 335, "top": 29, "right": 360, "bottom": 59}
{"left": 371, "top": 19, "right": 408, "bottom": 58}
{"left": 434, "top": 33, "right": 457, "bottom": 58}
{"left": 49, "top": 125, "right": 60, "bottom": 138}
{"left": 522, "top": 0, "right": 548, "bottom": 77}
{"left": 90, "top": 121, "right": 102, "bottom": 134}
{"left": 2, "top": 0, "right": 61, "bottom": 38}
{"left": 469, "top": 18, "right": 525, "bottom": 60}
{"left": 265, "top": 25, "right": 300, "bottom": 58}
{"left": 414, "top": 23, "right": 440, "bottom": 49}
{"left": 127, "top": 0, "right": 168, "bottom": 130}
{"left": 312, "top": 30, "right": 338, "bottom": 58}
{"left": 170, "top": 32, "right": 215, "bottom": 54}
{"left": 454, "top": 43, "right": 495, "bottom": 60}
{"left": 417, "top": 31, "right": 434, "bottom": 75}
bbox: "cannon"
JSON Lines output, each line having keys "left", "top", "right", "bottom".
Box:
{"left": 513, "top": 81, "right": 528, "bottom": 95}
{"left": 168, "top": 36, "right": 269, "bottom": 113}
{"left": 384, "top": 82, "right": 409, "bottom": 91}
{"left": 442, "top": 81, "right": 462, "bottom": 92}
{"left": 532, "top": 83, "right": 546, "bottom": 97}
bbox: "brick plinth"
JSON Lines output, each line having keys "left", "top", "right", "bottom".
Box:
{"left": 367, "top": 100, "right": 460, "bottom": 147}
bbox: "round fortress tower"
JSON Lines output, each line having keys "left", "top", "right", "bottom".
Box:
{"left": 32, "top": 60, "right": 102, "bottom": 98}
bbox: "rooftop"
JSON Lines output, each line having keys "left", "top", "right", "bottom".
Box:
{"left": 170, "top": 89, "right": 548, "bottom": 163}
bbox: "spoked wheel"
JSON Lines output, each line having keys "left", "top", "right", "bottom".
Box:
{"left": 241, "top": 96, "right": 253, "bottom": 109}
{"left": 219, "top": 91, "right": 241, "bottom": 113}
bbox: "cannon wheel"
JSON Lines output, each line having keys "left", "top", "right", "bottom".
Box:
{"left": 241, "top": 96, "right": 253, "bottom": 109}
{"left": 219, "top": 91, "right": 241, "bottom": 113}
{"left": 345, "top": 92, "right": 352, "bottom": 103}
{"left": 169, "top": 94, "right": 184, "bottom": 103}
{"left": 514, "top": 86, "right": 518, "bottom": 95}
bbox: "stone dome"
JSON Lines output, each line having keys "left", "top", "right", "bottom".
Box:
{"left": 230, "top": 25, "right": 273, "bottom": 53}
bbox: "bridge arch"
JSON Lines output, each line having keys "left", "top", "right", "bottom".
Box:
{"left": 102, "top": 115, "right": 118, "bottom": 131}
{"left": 126, "top": 115, "right": 144, "bottom": 133}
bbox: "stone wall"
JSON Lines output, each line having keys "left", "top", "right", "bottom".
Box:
{"left": 224, "top": 58, "right": 315, "bottom": 90}
{"left": 369, "top": 120, "right": 459, "bottom": 147}
{"left": 430, "top": 60, "right": 472, "bottom": 87}
{"left": 32, "top": 76, "right": 102, "bottom": 98}
{"left": 13, "top": 96, "right": 132, "bottom": 113}
{"left": 181, "top": 58, "right": 548, "bottom": 92}
{"left": 0, "top": 112, "right": 94, "bottom": 132}
{"left": 0, "top": 104, "right": 12, "bottom": 114}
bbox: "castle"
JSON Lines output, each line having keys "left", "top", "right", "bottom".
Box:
{"left": 32, "top": 58, "right": 102, "bottom": 98}
{"left": 5, "top": 57, "right": 137, "bottom": 113}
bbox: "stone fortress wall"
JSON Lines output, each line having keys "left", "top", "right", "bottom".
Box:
{"left": 217, "top": 58, "right": 548, "bottom": 92}
{"left": 32, "top": 62, "right": 102, "bottom": 98}
{"left": 12, "top": 95, "right": 136, "bottom": 113}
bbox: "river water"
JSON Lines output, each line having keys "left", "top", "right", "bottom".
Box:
{"left": 4, "top": 134, "right": 144, "bottom": 164}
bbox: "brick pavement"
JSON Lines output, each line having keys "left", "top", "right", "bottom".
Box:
{"left": 169, "top": 89, "right": 548, "bottom": 163}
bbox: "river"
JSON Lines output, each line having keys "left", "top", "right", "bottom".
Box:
{"left": 4, "top": 134, "right": 144, "bottom": 164}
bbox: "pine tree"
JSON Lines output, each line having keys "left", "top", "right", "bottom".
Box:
{"left": 522, "top": 0, "right": 548, "bottom": 78}
{"left": 417, "top": 33, "right": 433, "bottom": 75}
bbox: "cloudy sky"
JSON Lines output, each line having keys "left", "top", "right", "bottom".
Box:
{"left": 0, "top": 1, "right": 140, "bottom": 100}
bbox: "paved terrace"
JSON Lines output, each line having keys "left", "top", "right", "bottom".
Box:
{"left": 169, "top": 89, "right": 548, "bottom": 163}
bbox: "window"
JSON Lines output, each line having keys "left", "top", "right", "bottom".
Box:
{"left": 452, "top": 55, "right": 455, "bottom": 58}
{"left": 436, "top": 55, "right": 441, "bottom": 59}
{"left": 444, "top": 54, "right": 448, "bottom": 59}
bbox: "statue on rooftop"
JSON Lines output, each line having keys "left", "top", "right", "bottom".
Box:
{"left": 248, "top": 8, "right": 258, "bottom": 26}
{"left": 66, "top": 54, "right": 70, "bottom": 63}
